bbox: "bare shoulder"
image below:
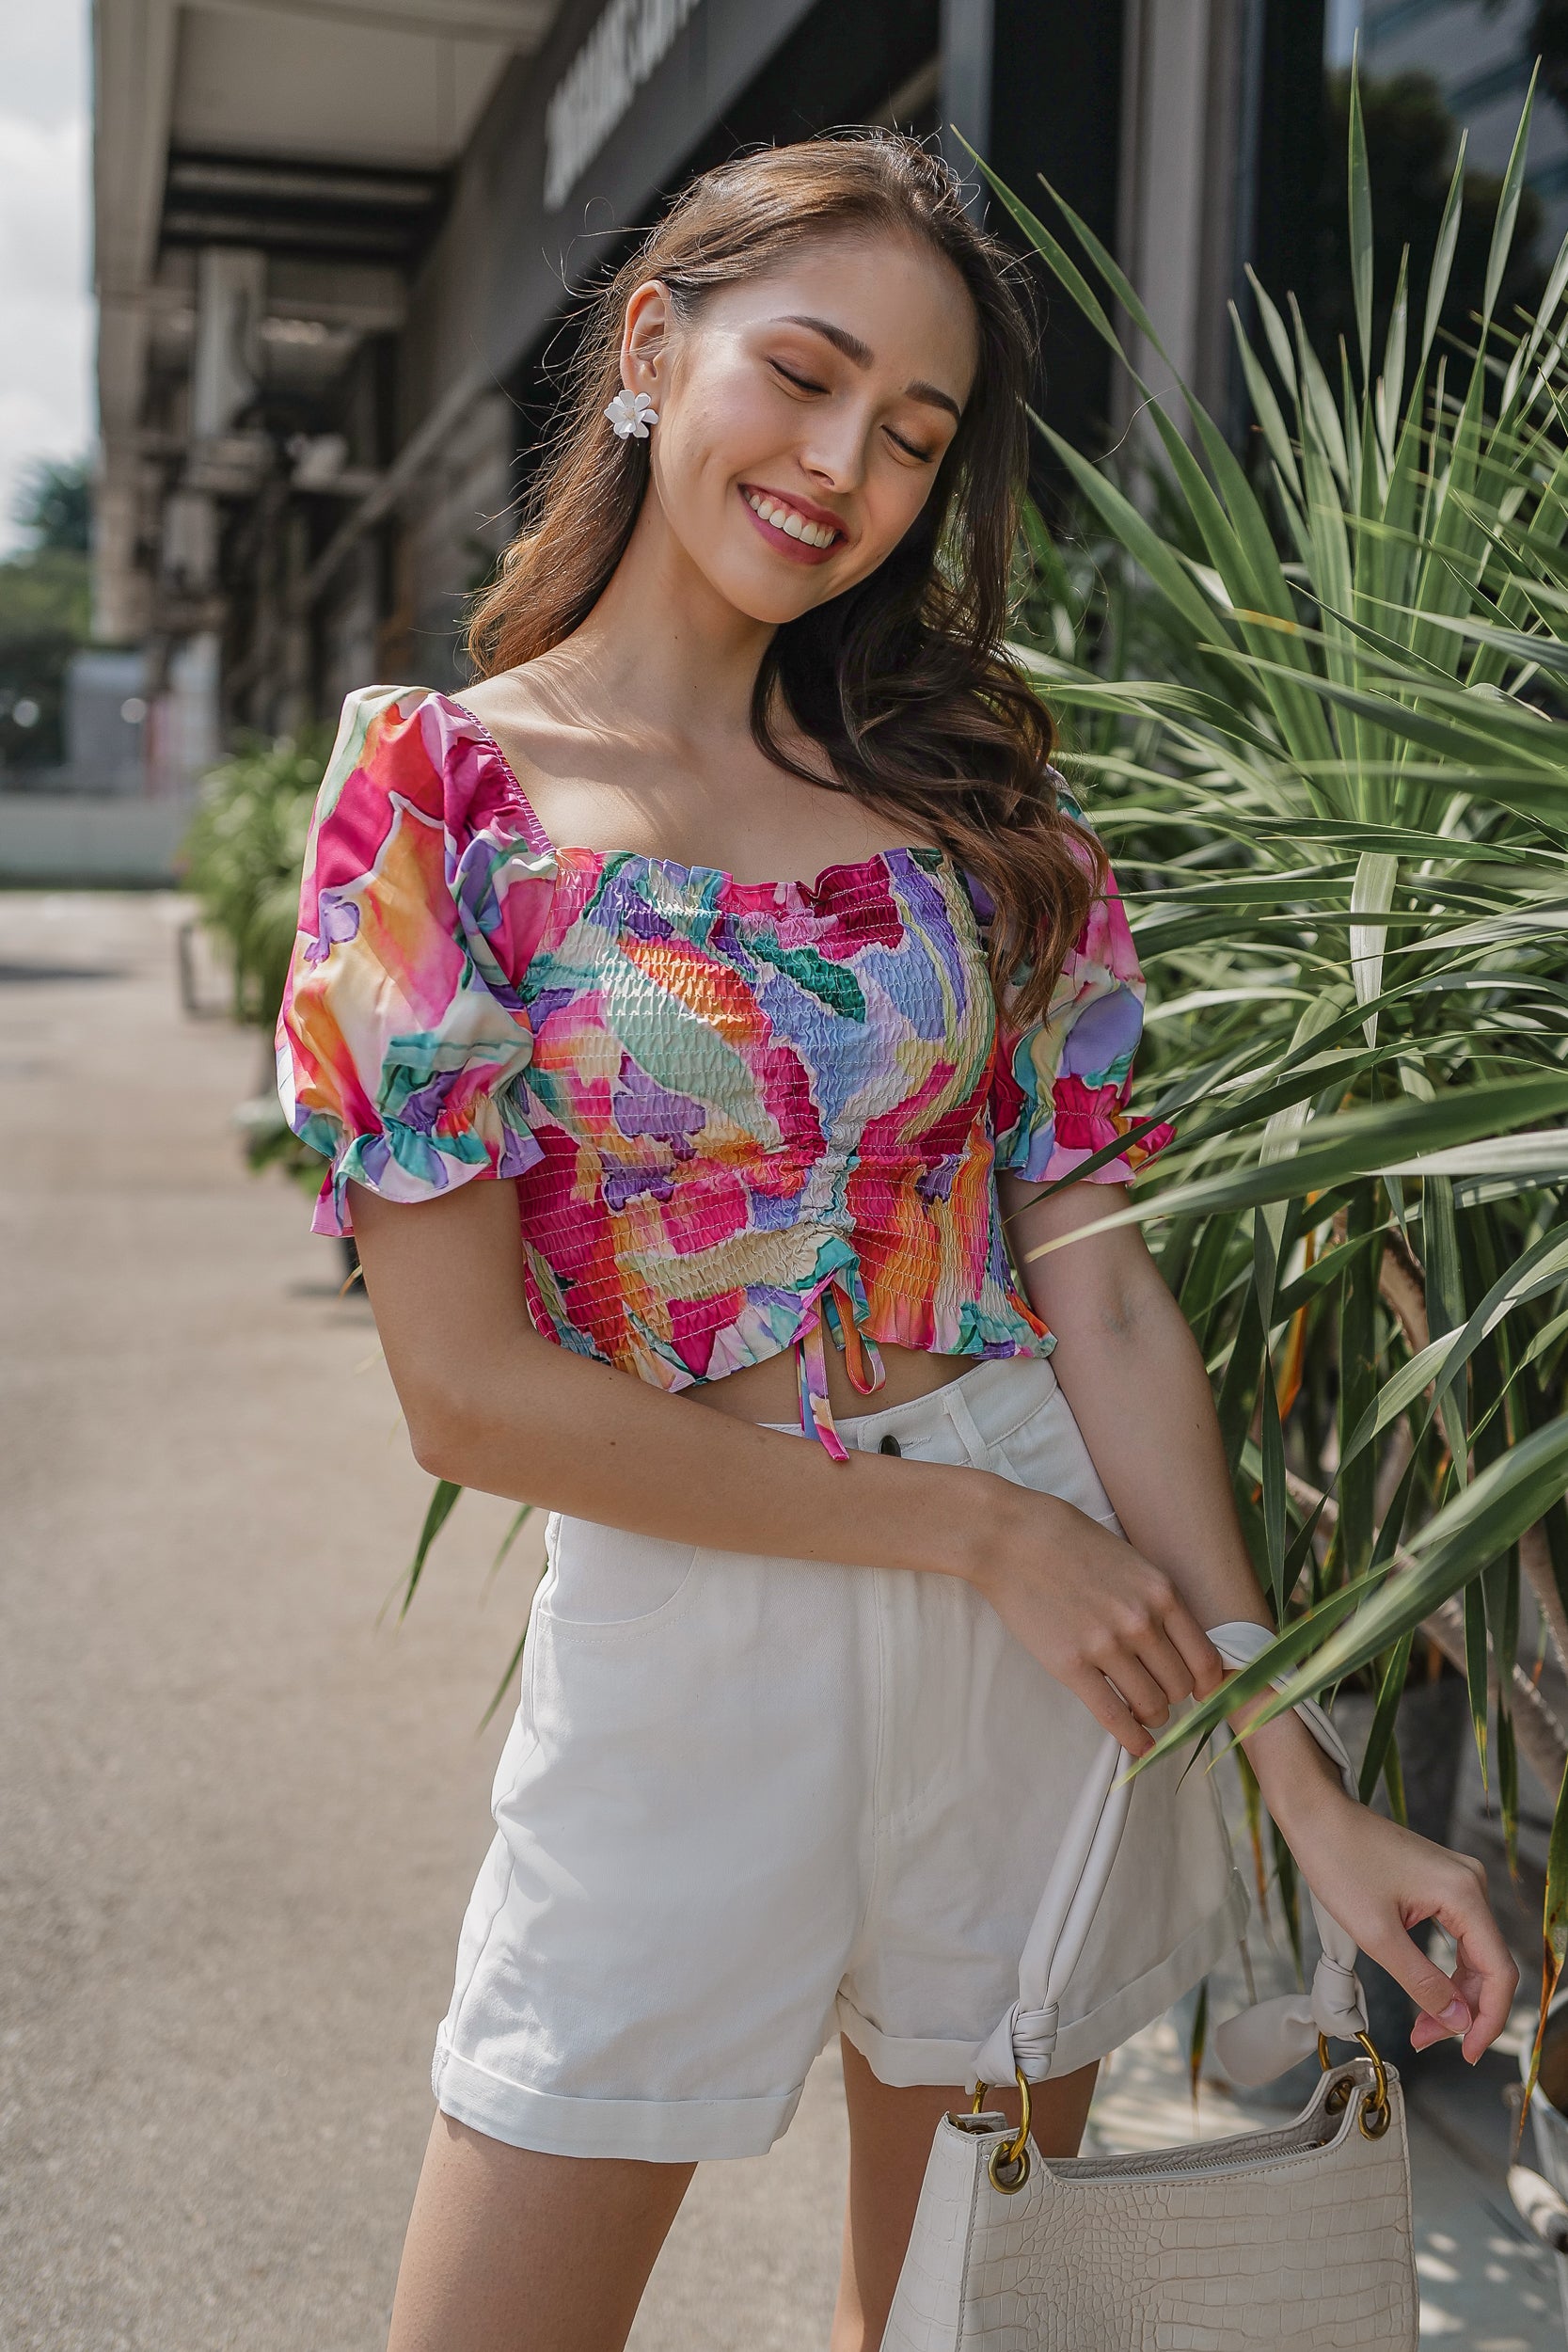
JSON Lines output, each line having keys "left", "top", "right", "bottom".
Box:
{"left": 449, "top": 667, "right": 560, "bottom": 780}
{"left": 451, "top": 660, "right": 683, "bottom": 856}
{"left": 451, "top": 668, "right": 543, "bottom": 726}
{"left": 446, "top": 662, "right": 606, "bottom": 839}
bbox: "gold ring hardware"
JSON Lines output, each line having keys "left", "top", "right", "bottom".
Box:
{"left": 972, "top": 2070, "right": 1033, "bottom": 2193}
{"left": 1317, "top": 2028, "right": 1390, "bottom": 2137}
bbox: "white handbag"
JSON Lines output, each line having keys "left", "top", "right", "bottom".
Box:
{"left": 882, "top": 1622, "right": 1418, "bottom": 2352}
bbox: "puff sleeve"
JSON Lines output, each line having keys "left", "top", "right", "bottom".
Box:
{"left": 275, "top": 684, "right": 557, "bottom": 1238}
{"left": 987, "top": 786, "right": 1177, "bottom": 1186}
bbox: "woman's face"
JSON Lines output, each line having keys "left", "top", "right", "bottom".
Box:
{"left": 619, "top": 230, "right": 979, "bottom": 625}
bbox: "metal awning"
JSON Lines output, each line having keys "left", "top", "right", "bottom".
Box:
{"left": 92, "top": 0, "right": 562, "bottom": 640}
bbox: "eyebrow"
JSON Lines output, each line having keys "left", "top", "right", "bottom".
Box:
{"left": 775, "top": 313, "right": 964, "bottom": 424}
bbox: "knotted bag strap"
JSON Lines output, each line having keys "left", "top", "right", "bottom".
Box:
{"left": 969, "top": 1620, "right": 1369, "bottom": 2091}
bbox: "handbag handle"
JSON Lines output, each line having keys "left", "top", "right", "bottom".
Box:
{"left": 969, "top": 1620, "right": 1370, "bottom": 2091}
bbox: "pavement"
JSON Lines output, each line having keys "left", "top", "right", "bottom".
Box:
{"left": 0, "top": 888, "right": 1560, "bottom": 2351}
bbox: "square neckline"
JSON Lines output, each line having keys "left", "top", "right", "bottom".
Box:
{"left": 435, "top": 687, "right": 951, "bottom": 907}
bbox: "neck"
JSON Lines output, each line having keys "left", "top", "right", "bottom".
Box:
{"left": 553, "top": 485, "right": 776, "bottom": 745}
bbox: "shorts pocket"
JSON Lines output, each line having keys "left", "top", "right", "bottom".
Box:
{"left": 989, "top": 1388, "right": 1125, "bottom": 1533}
{"left": 538, "top": 1513, "right": 699, "bottom": 1630}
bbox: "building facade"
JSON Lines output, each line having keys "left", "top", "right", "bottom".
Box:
{"left": 95, "top": 0, "right": 1332, "bottom": 787}
{"left": 1332, "top": 1, "right": 1568, "bottom": 251}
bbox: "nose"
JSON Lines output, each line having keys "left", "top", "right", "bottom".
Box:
{"left": 799, "top": 403, "right": 871, "bottom": 495}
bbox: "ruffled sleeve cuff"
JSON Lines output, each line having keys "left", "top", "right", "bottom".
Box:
{"left": 301, "top": 1071, "right": 546, "bottom": 1238}
{"left": 1006, "top": 1076, "right": 1179, "bottom": 1187}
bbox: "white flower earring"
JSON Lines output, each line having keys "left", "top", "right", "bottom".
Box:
{"left": 605, "top": 388, "right": 658, "bottom": 439}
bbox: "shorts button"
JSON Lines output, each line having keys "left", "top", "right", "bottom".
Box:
{"left": 879, "top": 1433, "right": 901, "bottom": 1455}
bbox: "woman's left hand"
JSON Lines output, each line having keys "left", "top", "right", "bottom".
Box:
{"left": 1280, "top": 1787, "right": 1520, "bottom": 2064}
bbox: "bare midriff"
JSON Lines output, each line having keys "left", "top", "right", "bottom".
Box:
{"left": 686, "top": 1338, "right": 976, "bottom": 1430}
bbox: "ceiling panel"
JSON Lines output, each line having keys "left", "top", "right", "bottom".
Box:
{"left": 169, "top": 4, "right": 515, "bottom": 167}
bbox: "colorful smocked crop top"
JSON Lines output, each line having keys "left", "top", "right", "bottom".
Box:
{"left": 276, "top": 685, "right": 1176, "bottom": 1456}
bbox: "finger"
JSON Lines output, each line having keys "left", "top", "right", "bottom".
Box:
{"left": 1365, "top": 1916, "right": 1473, "bottom": 2038}
{"left": 1132, "top": 1618, "right": 1201, "bottom": 1709}
{"left": 1448, "top": 1958, "right": 1511, "bottom": 2061}
{"left": 1410, "top": 2006, "right": 1471, "bottom": 2053}
{"left": 1099, "top": 1653, "right": 1174, "bottom": 1730}
{"left": 1448, "top": 1915, "right": 1521, "bottom": 2061}
{"left": 1160, "top": 1606, "right": 1227, "bottom": 1700}
{"left": 1410, "top": 1940, "right": 1494, "bottom": 2048}
{"left": 1420, "top": 1862, "right": 1520, "bottom": 2058}
{"left": 1069, "top": 1670, "right": 1154, "bottom": 1760}
{"left": 1371, "top": 1865, "right": 1519, "bottom": 2061}
{"left": 1416, "top": 1965, "right": 1481, "bottom": 2051}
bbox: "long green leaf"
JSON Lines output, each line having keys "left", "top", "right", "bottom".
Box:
{"left": 1269, "top": 1412, "right": 1568, "bottom": 1707}
{"left": 1348, "top": 56, "right": 1373, "bottom": 387}
{"left": 394, "top": 1477, "right": 462, "bottom": 1624}
{"left": 1022, "top": 1074, "right": 1568, "bottom": 1250}
{"left": 1422, "top": 132, "right": 1468, "bottom": 368}
{"left": 1359, "top": 1631, "right": 1416, "bottom": 1805}
{"left": 1338, "top": 1221, "right": 1568, "bottom": 1471}
{"left": 1483, "top": 66, "right": 1539, "bottom": 328}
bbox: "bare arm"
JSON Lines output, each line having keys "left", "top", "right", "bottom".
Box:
{"left": 349, "top": 1174, "right": 1220, "bottom": 1754}
{"left": 353, "top": 1172, "right": 978, "bottom": 1572}
{"left": 998, "top": 1180, "right": 1265, "bottom": 1605}
{"left": 999, "top": 1169, "right": 1519, "bottom": 2060}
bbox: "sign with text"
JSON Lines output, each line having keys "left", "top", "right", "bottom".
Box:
{"left": 545, "top": 0, "right": 705, "bottom": 210}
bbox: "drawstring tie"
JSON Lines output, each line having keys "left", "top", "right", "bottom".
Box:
{"left": 794, "top": 1271, "right": 884, "bottom": 1460}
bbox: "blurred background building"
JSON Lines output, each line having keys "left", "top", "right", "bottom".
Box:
{"left": 67, "top": 0, "right": 1568, "bottom": 811}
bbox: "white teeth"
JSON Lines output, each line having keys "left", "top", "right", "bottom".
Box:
{"left": 746, "top": 488, "right": 835, "bottom": 548}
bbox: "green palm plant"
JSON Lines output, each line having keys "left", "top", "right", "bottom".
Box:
{"left": 183, "top": 731, "right": 333, "bottom": 1187}
{"left": 973, "top": 68, "right": 1568, "bottom": 2062}
{"left": 183, "top": 731, "right": 328, "bottom": 1030}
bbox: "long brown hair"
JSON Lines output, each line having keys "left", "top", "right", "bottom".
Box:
{"left": 467, "top": 129, "right": 1105, "bottom": 1021}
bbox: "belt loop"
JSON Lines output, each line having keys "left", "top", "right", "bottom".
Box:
{"left": 942, "top": 1379, "right": 990, "bottom": 1468}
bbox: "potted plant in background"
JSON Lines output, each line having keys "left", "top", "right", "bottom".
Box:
{"left": 180, "top": 731, "right": 356, "bottom": 1280}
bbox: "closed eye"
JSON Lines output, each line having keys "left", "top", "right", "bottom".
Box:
{"left": 771, "top": 357, "right": 937, "bottom": 463}
{"left": 770, "top": 359, "right": 826, "bottom": 395}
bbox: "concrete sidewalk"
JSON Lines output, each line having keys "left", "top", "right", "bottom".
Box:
{"left": 0, "top": 890, "right": 1558, "bottom": 2350}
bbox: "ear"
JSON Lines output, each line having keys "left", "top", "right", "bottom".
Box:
{"left": 620, "top": 280, "right": 671, "bottom": 403}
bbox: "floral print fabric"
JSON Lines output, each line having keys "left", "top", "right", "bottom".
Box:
{"left": 276, "top": 685, "right": 1175, "bottom": 1450}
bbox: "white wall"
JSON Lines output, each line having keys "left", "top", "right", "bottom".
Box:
{"left": 0, "top": 793, "right": 191, "bottom": 885}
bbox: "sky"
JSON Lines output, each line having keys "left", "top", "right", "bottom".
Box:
{"left": 0, "top": 2, "right": 92, "bottom": 559}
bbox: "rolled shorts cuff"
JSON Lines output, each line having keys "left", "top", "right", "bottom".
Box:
{"left": 834, "top": 1868, "right": 1252, "bottom": 2090}
{"left": 431, "top": 2033, "right": 809, "bottom": 2162}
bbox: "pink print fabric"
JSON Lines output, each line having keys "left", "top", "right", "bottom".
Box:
{"left": 276, "top": 684, "right": 1176, "bottom": 1442}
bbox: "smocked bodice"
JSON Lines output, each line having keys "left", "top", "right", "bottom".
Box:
{"left": 276, "top": 686, "right": 1176, "bottom": 1454}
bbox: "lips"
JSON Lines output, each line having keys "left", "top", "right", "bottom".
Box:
{"left": 739, "top": 483, "right": 846, "bottom": 563}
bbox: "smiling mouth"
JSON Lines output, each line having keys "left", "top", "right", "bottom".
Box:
{"left": 739, "top": 485, "right": 845, "bottom": 553}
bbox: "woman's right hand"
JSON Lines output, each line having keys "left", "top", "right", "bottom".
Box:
{"left": 963, "top": 1488, "right": 1227, "bottom": 1757}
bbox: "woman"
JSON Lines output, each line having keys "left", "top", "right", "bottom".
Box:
{"left": 277, "top": 132, "right": 1516, "bottom": 2352}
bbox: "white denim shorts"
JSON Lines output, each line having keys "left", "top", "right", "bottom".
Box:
{"left": 430, "top": 1351, "right": 1248, "bottom": 2162}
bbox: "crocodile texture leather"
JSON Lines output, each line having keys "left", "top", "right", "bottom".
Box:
{"left": 882, "top": 2060, "right": 1417, "bottom": 2352}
